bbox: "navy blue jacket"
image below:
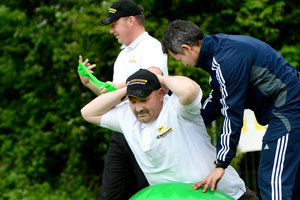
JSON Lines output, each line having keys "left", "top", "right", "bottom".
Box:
{"left": 197, "top": 34, "right": 300, "bottom": 167}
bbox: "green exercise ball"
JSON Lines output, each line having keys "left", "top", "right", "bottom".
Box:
{"left": 129, "top": 182, "right": 234, "bottom": 200}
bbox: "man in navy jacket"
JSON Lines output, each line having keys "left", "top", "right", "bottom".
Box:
{"left": 162, "top": 19, "right": 300, "bottom": 200}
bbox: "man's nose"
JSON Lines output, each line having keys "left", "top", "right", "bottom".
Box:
{"left": 135, "top": 103, "right": 144, "bottom": 112}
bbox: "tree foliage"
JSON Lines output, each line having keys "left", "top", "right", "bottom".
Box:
{"left": 1, "top": 0, "right": 300, "bottom": 198}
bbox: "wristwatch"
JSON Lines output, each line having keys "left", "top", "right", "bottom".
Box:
{"left": 214, "top": 160, "right": 227, "bottom": 169}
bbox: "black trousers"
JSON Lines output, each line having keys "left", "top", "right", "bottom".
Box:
{"left": 100, "top": 132, "right": 149, "bottom": 200}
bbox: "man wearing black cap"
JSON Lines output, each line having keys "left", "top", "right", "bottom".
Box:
{"left": 78, "top": 0, "right": 168, "bottom": 199}
{"left": 81, "top": 69, "right": 259, "bottom": 200}
{"left": 98, "top": 0, "right": 143, "bottom": 26}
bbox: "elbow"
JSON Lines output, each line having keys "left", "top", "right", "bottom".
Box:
{"left": 80, "top": 106, "right": 102, "bottom": 125}
{"left": 81, "top": 107, "right": 89, "bottom": 121}
{"left": 180, "top": 84, "right": 201, "bottom": 105}
{"left": 185, "top": 83, "right": 200, "bottom": 98}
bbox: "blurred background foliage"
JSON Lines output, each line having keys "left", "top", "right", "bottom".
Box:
{"left": 1, "top": 0, "right": 300, "bottom": 199}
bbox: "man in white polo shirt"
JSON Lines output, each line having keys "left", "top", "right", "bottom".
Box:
{"left": 81, "top": 69, "right": 258, "bottom": 200}
{"left": 78, "top": 1, "right": 168, "bottom": 199}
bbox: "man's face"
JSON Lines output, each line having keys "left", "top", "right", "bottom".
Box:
{"left": 128, "top": 90, "right": 163, "bottom": 123}
{"left": 169, "top": 48, "right": 198, "bottom": 66}
{"left": 109, "top": 17, "right": 131, "bottom": 45}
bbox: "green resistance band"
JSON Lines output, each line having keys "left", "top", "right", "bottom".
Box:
{"left": 78, "top": 62, "right": 117, "bottom": 94}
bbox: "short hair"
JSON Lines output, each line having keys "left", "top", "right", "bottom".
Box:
{"left": 134, "top": 6, "right": 145, "bottom": 27}
{"left": 161, "top": 20, "right": 204, "bottom": 54}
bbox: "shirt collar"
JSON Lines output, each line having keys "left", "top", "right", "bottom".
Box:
{"left": 140, "top": 119, "right": 156, "bottom": 130}
{"left": 121, "top": 32, "right": 149, "bottom": 50}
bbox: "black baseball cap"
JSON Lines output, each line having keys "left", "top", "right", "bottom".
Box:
{"left": 98, "top": 0, "right": 143, "bottom": 26}
{"left": 121, "top": 69, "right": 161, "bottom": 101}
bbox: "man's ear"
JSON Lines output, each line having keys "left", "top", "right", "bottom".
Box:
{"left": 159, "top": 88, "right": 168, "bottom": 98}
{"left": 181, "top": 44, "right": 192, "bottom": 53}
{"left": 128, "top": 16, "right": 136, "bottom": 26}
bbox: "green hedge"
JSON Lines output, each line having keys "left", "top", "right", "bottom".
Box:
{"left": 1, "top": 0, "right": 300, "bottom": 198}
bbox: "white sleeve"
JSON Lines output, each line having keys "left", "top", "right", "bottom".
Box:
{"left": 174, "top": 86, "right": 202, "bottom": 121}
{"left": 100, "top": 103, "right": 128, "bottom": 133}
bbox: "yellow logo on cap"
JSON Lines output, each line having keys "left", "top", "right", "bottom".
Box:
{"left": 109, "top": 8, "right": 117, "bottom": 13}
{"left": 128, "top": 79, "right": 147, "bottom": 84}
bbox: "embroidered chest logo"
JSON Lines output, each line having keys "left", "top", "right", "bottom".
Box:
{"left": 130, "top": 56, "right": 137, "bottom": 63}
{"left": 158, "top": 125, "right": 165, "bottom": 132}
{"left": 156, "top": 127, "right": 172, "bottom": 139}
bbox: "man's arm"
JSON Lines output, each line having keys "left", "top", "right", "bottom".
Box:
{"left": 194, "top": 52, "right": 250, "bottom": 193}
{"left": 78, "top": 55, "right": 102, "bottom": 96}
{"left": 79, "top": 56, "right": 164, "bottom": 96}
{"left": 80, "top": 69, "right": 164, "bottom": 126}
{"left": 81, "top": 87, "right": 126, "bottom": 125}
{"left": 157, "top": 75, "right": 200, "bottom": 105}
{"left": 201, "top": 82, "right": 223, "bottom": 126}
{"left": 147, "top": 67, "right": 163, "bottom": 76}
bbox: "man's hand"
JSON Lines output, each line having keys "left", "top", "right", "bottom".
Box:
{"left": 79, "top": 55, "right": 97, "bottom": 85}
{"left": 78, "top": 55, "right": 103, "bottom": 96}
{"left": 192, "top": 167, "right": 225, "bottom": 192}
{"left": 156, "top": 74, "right": 169, "bottom": 95}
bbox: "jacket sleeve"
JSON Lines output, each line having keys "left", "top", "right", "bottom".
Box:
{"left": 211, "top": 54, "right": 250, "bottom": 167}
{"left": 201, "top": 77, "right": 223, "bottom": 126}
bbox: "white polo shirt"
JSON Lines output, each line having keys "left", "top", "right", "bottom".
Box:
{"left": 100, "top": 89, "right": 246, "bottom": 199}
{"left": 112, "top": 32, "right": 168, "bottom": 83}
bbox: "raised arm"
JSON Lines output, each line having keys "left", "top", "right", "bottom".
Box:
{"left": 78, "top": 55, "right": 103, "bottom": 96}
{"left": 81, "top": 87, "right": 126, "bottom": 125}
{"left": 157, "top": 75, "right": 200, "bottom": 106}
{"left": 79, "top": 54, "right": 165, "bottom": 96}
